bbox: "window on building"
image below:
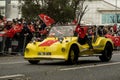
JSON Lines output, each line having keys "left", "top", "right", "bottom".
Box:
{"left": 102, "top": 14, "right": 120, "bottom": 24}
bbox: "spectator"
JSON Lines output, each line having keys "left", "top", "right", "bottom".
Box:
{"left": 4, "top": 18, "right": 13, "bottom": 53}
{"left": 117, "top": 29, "right": 120, "bottom": 36}
{"left": 16, "top": 20, "right": 33, "bottom": 55}
{"left": 39, "top": 20, "right": 47, "bottom": 40}
{"left": 103, "top": 26, "right": 109, "bottom": 35}
{"left": 98, "top": 26, "right": 103, "bottom": 36}
{"left": 0, "top": 18, "right": 4, "bottom": 31}
{"left": 86, "top": 26, "right": 93, "bottom": 50}
{"left": 34, "top": 20, "right": 41, "bottom": 38}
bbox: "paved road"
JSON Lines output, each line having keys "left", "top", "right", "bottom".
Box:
{"left": 0, "top": 51, "right": 120, "bottom": 80}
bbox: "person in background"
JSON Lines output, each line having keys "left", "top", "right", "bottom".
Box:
{"left": 117, "top": 29, "right": 120, "bottom": 36}
{"left": 39, "top": 20, "right": 47, "bottom": 40}
{"left": 86, "top": 26, "right": 93, "bottom": 50}
{"left": 15, "top": 19, "right": 24, "bottom": 55}
{"left": 4, "top": 18, "right": 13, "bottom": 54}
{"left": 108, "top": 26, "right": 114, "bottom": 36}
{"left": 97, "top": 26, "right": 103, "bottom": 36}
{"left": 0, "top": 18, "right": 4, "bottom": 31}
{"left": 16, "top": 20, "right": 33, "bottom": 55}
{"left": 92, "top": 25, "right": 97, "bottom": 42}
{"left": 26, "top": 21, "right": 34, "bottom": 44}
{"left": 103, "top": 26, "right": 109, "bottom": 35}
{"left": 34, "top": 19, "right": 41, "bottom": 38}
{"left": 40, "top": 20, "right": 46, "bottom": 30}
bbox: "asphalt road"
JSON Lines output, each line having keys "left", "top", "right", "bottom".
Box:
{"left": 0, "top": 51, "right": 120, "bottom": 80}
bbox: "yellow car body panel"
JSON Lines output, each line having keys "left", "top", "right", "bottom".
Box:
{"left": 24, "top": 36, "right": 113, "bottom": 61}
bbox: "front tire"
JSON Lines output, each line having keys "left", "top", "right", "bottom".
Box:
{"left": 99, "top": 43, "right": 113, "bottom": 62}
{"left": 28, "top": 60, "right": 40, "bottom": 64}
{"left": 67, "top": 46, "right": 78, "bottom": 64}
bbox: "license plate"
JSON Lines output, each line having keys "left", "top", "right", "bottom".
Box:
{"left": 38, "top": 52, "right": 51, "bottom": 55}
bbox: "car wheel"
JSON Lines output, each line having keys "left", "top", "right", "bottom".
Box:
{"left": 67, "top": 47, "right": 78, "bottom": 64}
{"left": 28, "top": 60, "right": 40, "bottom": 64}
{"left": 99, "top": 43, "right": 113, "bottom": 62}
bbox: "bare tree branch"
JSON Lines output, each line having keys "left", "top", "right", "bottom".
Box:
{"left": 34, "top": 0, "right": 40, "bottom": 5}
{"left": 77, "top": 0, "right": 88, "bottom": 24}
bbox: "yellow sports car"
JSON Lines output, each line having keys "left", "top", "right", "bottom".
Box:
{"left": 24, "top": 25, "right": 114, "bottom": 64}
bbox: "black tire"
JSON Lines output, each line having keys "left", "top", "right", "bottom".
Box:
{"left": 28, "top": 60, "right": 40, "bottom": 64}
{"left": 67, "top": 46, "right": 78, "bottom": 64}
{"left": 99, "top": 43, "right": 113, "bottom": 62}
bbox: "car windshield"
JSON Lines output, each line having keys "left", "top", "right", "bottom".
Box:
{"left": 48, "top": 26, "right": 75, "bottom": 37}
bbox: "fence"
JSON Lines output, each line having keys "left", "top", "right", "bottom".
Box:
{"left": 0, "top": 36, "right": 27, "bottom": 56}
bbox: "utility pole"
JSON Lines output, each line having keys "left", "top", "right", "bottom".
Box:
{"left": 5, "top": 0, "right": 11, "bottom": 18}
{"left": 18, "top": 0, "right": 22, "bottom": 18}
{"left": 115, "top": 0, "right": 117, "bottom": 24}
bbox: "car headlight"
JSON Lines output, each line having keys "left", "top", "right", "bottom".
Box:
{"left": 58, "top": 37, "right": 64, "bottom": 43}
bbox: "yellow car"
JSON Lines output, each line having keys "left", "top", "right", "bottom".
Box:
{"left": 24, "top": 25, "right": 114, "bottom": 64}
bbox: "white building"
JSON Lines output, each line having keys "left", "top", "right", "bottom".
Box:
{"left": 0, "top": 0, "right": 21, "bottom": 19}
{"left": 82, "top": 0, "right": 120, "bottom": 25}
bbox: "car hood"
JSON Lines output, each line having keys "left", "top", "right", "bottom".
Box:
{"left": 38, "top": 37, "right": 77, "bottom": 47}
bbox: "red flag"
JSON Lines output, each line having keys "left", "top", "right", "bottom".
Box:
{"left": 113, "top": 24, "right": 117, "bottom": 32}
{"left": 105, "top": 34, "right": 120, "bottom": 46}
{"left": 113, "top": 36, "right": 120, "bottom": 46}
{"left": 13, "top": 24, "right": 23, "bottom": 33}
{"left": 5, "top": 24, "right": 23, "bottom": 38}
{"left": 28, "top": 25, "right": 35, "bottom": 32}
{"left": 5, "top": 28, "right": 15, "bottom": 38}
{"left": 39, "top": 14, "right": 55, "bottom": 26}
{"left": 72, "top": 19, "right": 77, "bottom": 25}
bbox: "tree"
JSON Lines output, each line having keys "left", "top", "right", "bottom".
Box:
{"left": 75, "top": 0, "right": 88, "bottom": 24}
{"left": 21, "top": 0, "right": 41, "bottom": 20}
{"left": 45, "top": 0, "right": 74, "bottom": 23}
{"left": 21, "top": 0, "right": 87, "bottom": 24}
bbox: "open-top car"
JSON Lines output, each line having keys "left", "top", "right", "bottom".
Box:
{"left": 24, "top": 25, "right": 114, "bottom": 64}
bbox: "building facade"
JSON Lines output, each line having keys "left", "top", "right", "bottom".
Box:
{"left": 82, "top": 0, "right": 120, "bottom": 25}
{"left": 0, "top": 0, "right": 21, "bottom": 19}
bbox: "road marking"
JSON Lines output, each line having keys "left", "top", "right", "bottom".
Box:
{"left": 60, "top": 62, "right": 120, "bottom": 71}
{"left": 114, "top": 53, "right": 120, "bottom": 55}
{"left": 0, "top": 61, "right": 27, "bottom": 65}
{"left": 0, "top": 74, "right": 25, "bottom": 79}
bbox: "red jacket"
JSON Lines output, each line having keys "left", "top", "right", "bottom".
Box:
{"left": 75, "top": 24, "right": 88, "bottom": 38}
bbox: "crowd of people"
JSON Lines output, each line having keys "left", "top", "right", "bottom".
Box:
{"left": 1, "top": 16, "right": 120, "bottom": 55}
{"left": 75, "top": 24, "right": 120, "bottom": 50}
{"left": 0, "top": 17, "right": 49, "bottom": 55}
{"left": 97, "top": 24, "right": 117, "bottom": 36}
